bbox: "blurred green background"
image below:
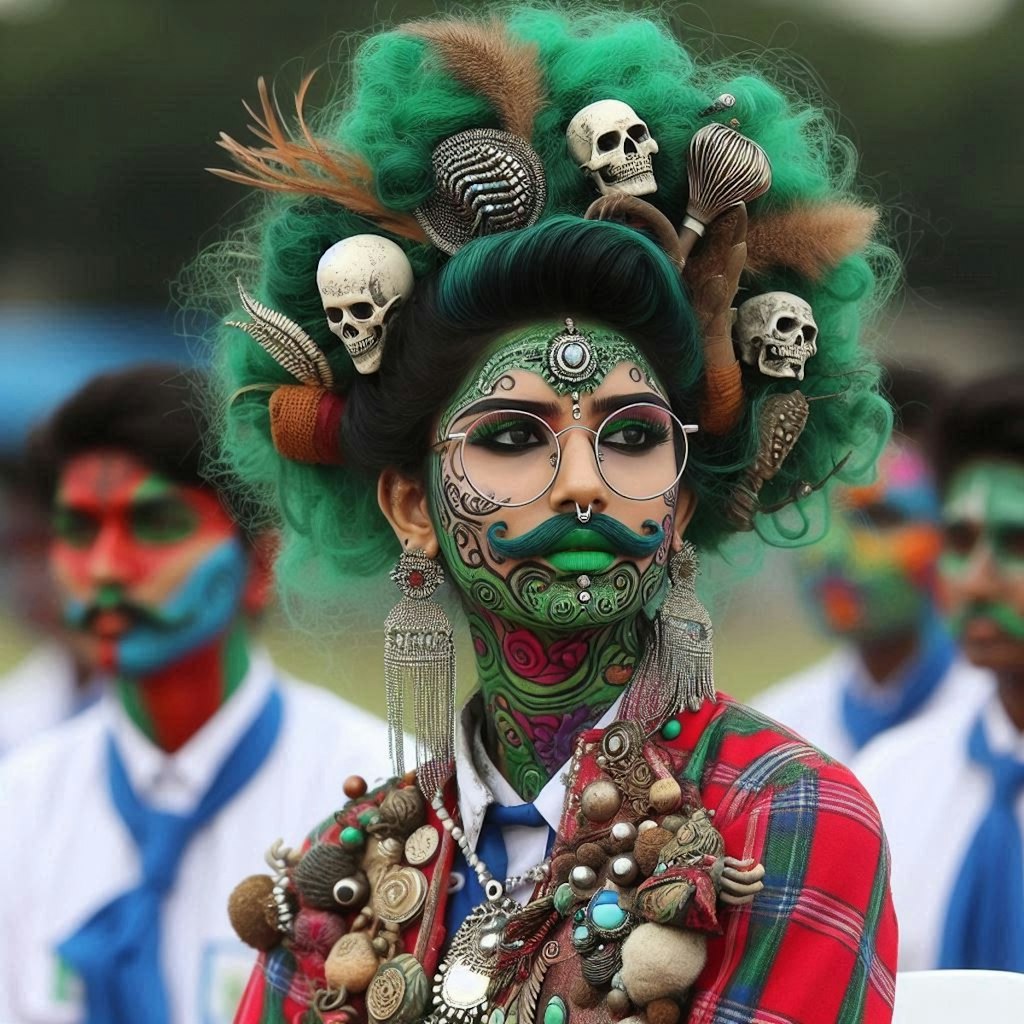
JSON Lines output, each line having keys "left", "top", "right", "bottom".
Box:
{"left": 0, "top": 0, "right": 1020, "bottom": 716}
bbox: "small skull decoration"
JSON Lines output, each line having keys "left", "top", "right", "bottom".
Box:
{"left": 316, "top": 235, "right": 415, "bottom": 374}
{"left": 566, "top": 99, "right": 660, "bottom": 197}
{"left": 734, "top": 292, "right": 819, "bottom": 381}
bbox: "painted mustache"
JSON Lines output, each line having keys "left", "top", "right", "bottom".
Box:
{"left": 64, "top": 591, "right": 192, "bottom": 632}
{"left": 487, "top": 513, "right": 664, "bottom": 560}
{"left": 949, "top": 601, "right": 1024, "bottom": 642}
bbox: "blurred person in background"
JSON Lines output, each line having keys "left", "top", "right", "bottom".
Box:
{"left": 0, "top": 457, "right": 103, "bottom": 752}
{"left": 0, "top": 365, "right": 393, "bottom": 1024}
{"left": 753, "top": 366, "right": 989, "bottom": 761}
{"left": 854, "top": 370, "right": 1024, "bottom": 971}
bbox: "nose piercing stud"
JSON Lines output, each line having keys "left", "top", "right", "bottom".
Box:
{"left": 575, "top": 502, "right": 592, "bottom": 524}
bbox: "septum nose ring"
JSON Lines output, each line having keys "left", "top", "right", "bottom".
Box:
{"left": 575, "top": 502, "right": 593, "bottom": 524}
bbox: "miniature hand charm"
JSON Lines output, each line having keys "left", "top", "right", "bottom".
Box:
{"left": 719, "top": 857, "right": 766, "bottom": 905}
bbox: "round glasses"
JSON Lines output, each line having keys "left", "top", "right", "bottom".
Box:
{"left": 441, "top": 402, "right": 698, "bottom": 507}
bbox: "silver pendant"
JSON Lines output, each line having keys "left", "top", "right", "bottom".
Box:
{"left": 426, "top": 891, "right": 519, "bottom": 1023}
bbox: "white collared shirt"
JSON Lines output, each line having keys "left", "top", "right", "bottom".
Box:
{"left": 454, "top": 694, "right": 622, "bottom": 903}
{"left": 852, "top": 684, "right": 1023, "bottom": 970}
{"left": 0, "top": 651, "right": 393, "bottom": 1024}
{"left": 753, "top": 649, "right": 991, "bottom": 763}
{"left": 0, "top": 643, "right": 102, "bottom": 755}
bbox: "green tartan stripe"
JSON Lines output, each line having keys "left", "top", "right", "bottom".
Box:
{"left": 682, "top": 708, "right": 775, "bottom": 784}
{"left": 836, "top": 837, "right": 891, "bottom": 1024}
{"left": 724, "top": 772, "right": 817, "bottom": 1003}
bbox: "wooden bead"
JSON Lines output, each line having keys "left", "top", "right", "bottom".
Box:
{"left": 344, "top": 775, "right": 368, "bottom": 799}
{"left": 325, "top": 931, "right": 380, "bottom": 993}
{"left": 649, "top": 778, "right": 683, "bottom": 815}
{"left": 646, "top": 997, "right": 681, "bottom": 1024}
{"left": 634, "top": 826, "right": 673, "bottom": 876}
{"left": 580, "top": 780, "right": 622, "bottom": 823}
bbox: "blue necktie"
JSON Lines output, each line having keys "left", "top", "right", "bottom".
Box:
{"left": 938, "top": 714, "right": 1024, "bottom": 971}
{"left": 446, "top": 802, "right": 551, "bottom": 934}
{"left": 841, "top": 617, "right": 956, "bottom": 752}
{"left": 58, "top": 686, "right": 284, "bottom": 1024}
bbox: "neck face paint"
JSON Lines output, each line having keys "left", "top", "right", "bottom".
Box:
{"left": 797, "top": 442, "right": 942, "bottom": 642}
{"left": 939, "top": 460, "right": 1024, "bottom": 662}
{"left": 50, "top": 451, "right": 249, "bottom": 678}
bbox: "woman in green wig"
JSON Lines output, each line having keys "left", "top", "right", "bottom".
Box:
{"left": 192, "top": 6, "right": 899, "bottom": 1023}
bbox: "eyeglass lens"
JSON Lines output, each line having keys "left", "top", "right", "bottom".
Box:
{"left": 458, "top": 403, "right": 689, "bottom": 507}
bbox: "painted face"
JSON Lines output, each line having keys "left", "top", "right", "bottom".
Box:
{"left": 50, "top": 451, "right": 249, "bottom": 677}
{"left": 797, "top": 442, "right": 942, "bottom": 641}
{"left": 430, "top": 322, "right": 686, "bottom": 634}
{"left": 938, "top": 460, "right": 1024, "bottom": 671}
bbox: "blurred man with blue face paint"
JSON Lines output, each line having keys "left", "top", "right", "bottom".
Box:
{"left": 0, "top": 366, "right": 392, "bottom": 1024}
{"left": 855, "top": 369, "right": 1023, "bottom": 972}
{"left": 756, "top": 367, "right": 988, "bottom": 761}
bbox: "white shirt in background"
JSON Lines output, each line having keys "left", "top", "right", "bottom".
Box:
{"left": 852, "top": 685, "right": 1021, "bottom": 970}
{"left": 0, "top": 651, "right": 392, "bottom": 1024}
{"left": 0, "top": 642, "right": 101, "bottom": 755}
{"left": 752, "top": 649, "right": 990, "bottom": 763}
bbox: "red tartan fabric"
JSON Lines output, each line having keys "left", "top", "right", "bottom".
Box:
{"left": 232, "top": 695, "right": 896, "bottom": 1024}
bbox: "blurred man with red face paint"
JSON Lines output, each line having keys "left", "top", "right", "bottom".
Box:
{"left": 755, "top": 368, "right": 991, "bottom": 762}
{"left": 0, "top": 366, "right": 392, "bottom": 1024}
{"left": 855, "top": 369, "right": 1024, "bottom": 971}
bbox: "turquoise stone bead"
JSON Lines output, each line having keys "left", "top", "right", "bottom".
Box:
{"left": 554, "top": 882, "right": 575, "bottom": 916}
{"left": 660, "top": 718, "right": 682, "bottom": 741}
{"left": 573, "top": 924, "right": 590, "bottom": 944}
{"left": 590, "top": 892, "right": 627, "bottom": 931}
{"left": 543, "top": 996, "right": 567, "bottom": 1024}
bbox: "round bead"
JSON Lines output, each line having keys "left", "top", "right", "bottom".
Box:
{"left": 553, "top": 882, "right": 576, "bottom": 915}
{"left": 344, "top": 775, "right": 368, "bottom": 799}
{"left": 609, "top": 821, "right": 638, "bottom": 849}
{"left": 563, "top": 343, "right": 585, "bottom": 368}
{"left": 660, "top": 718, "right": 682, "bottom": 741}
{"left": 485, "top": 878, "right": 505, "bottom": 902}
{"left": 610, "top": 854, "right": 639, "bottom": 886}
{"left": 543, "top": 995, "right": 568, "bottom": 1024}
{"left": 638, "top": 819, "right": 658, "bottom": 832}
{"left": 570, "top": 865, "right": 597, "bottom": 892}
{"left": 340, "top": 825, "right": 365, "bottom": 849}
{"left": 606, "top": 988, "right": 632, "bottom": 1017}
{"left": 578, "top": 591, "right": 591, "bottom": 604}
{"left": 649, "top": 778, "right": 683, "bottom": 815}
{"left": 580, "top": 780, "right": 622, "bottom": 823}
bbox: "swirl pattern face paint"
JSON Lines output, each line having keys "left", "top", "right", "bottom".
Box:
{"left": 429, "top": 324, "right": 685, "bottom": 798}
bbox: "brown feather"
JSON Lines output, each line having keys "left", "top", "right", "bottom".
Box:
{"left": 404, "top": 18, "right": 545, "bottom": 139}
{"left": 209, "top": 73, "right": 428, "bottom": 243}
{"left": 684, "top": 201, "right": 878, "bottom": 285}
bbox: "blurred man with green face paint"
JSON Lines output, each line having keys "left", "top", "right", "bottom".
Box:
{"left": 756, "top": 368, "right": 986, "bottom": 761}
{"left": 855, "top": 370, "right": 1023, "bottom": 973}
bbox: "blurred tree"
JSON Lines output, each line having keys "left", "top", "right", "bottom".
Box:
{"left": 0, "top": 0, "right": 1020, "bottom": 323}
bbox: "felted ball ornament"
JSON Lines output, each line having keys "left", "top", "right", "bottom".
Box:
{"left": 294, "top": 842, "right": 361, "bottom": 910}
{"left": 619, "top": 923, "right": 707, "bottom": 1005}
{"left": 227, "top": 874, "right": 281, "bottom": 951}
{"left": 292, "top": 907, "right": 346, "bottom": 957}
{"left": 633, "top": 826, "right": 673, "bottom": 876}
{"left": 576, "top": 841, "right": 607, "bottom": 870}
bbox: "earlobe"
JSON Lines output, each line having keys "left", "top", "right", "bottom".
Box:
{"left": 671, "top": 487, "right": 699, "bottom": 552}
{"left": 378, "top": 469, "right": 439, "bottom": 559}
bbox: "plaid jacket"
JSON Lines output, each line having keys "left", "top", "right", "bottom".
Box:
{"left": 233, "top": 695, "right": 897, "bottom": 1023}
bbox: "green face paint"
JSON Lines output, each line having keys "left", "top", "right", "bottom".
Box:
{"left": 941, "top": 460, "right": 1024, "bottom": 644}
{"left": 429, "top": 321, "right": 680, "bottom": 798}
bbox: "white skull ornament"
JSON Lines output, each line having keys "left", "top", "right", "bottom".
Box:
{"left": 565, "top": 100, "right": 660, "bottom": 197}
{"left": 316, "top": 235, "right": 415, "bottom": 374}
{"left": 734, "top": 292, "right": 819, "bottom": 381}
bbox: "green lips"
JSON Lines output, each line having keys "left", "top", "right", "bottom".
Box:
{"left": 546, "top": 529, "right": 617, "bottom": 574}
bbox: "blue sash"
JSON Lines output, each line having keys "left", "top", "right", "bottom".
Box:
{"left": 58, "top": 686, "right": 284, "bottom": 1024}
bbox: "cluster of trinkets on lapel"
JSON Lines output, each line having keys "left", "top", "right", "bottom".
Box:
{"left": 227, "top": 719, "right": 764, "bottom": 1024}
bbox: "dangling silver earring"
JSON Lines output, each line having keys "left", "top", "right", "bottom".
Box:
{"left": 383, "top": 549, "right": 456, "bottom": 797}
{"left": 624, "top": 542, "right": 716, "bottom": 725}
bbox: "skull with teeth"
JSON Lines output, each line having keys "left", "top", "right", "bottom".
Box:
{"left": 734, "top": 292, "right": 819, "bottom": 381}
{"left": 316, "top": 235, "right": 415, "bottom": 375}
{"left": 565, "top": 99, "right": 660, "bottom": 197}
